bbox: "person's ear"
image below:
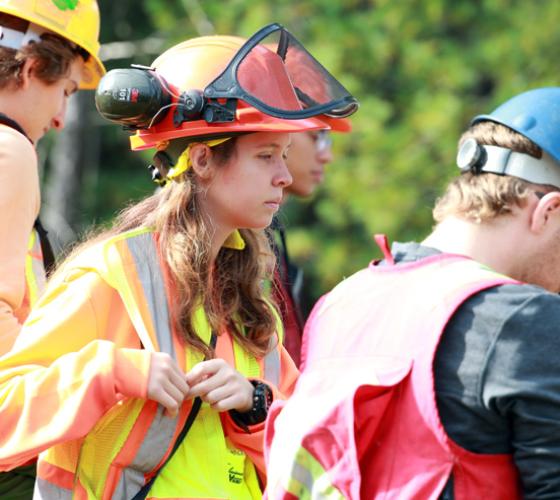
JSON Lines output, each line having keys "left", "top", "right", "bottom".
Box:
{"left": 189, "top": 144, "right": 215, "bottom": 181}
{"left": 530, "top": 191, "right": 560, "bottom": 233}
{"left": 20, "top": 58, "right": 36, "bottom": 90}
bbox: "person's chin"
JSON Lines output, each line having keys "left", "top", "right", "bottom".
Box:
{"left": 245, "top": 215, "right": 274, "bottom": 229}
{"left": 302, "top": 186, "right": 318, "bottom": 198}
{"left": 287, "top": 184, "right": 316, "bottom": 198}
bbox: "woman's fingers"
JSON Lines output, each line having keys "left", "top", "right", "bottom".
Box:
{"left": 147, "top": 352, "right": 190, "bottom": 416}
{"left": 187, "top": 359, "right": 253, "bottom": 412}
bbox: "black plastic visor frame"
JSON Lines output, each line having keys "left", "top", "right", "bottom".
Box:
{"left": 204, "top": 23, "right": 359, "bottom": 120}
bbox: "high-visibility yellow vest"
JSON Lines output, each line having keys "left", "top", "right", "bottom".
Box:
{"left": 24, "top": 228, "right": 47, "bottom": 308}
{"left": 35, "top": 228, "right": 283, "bottom": 499}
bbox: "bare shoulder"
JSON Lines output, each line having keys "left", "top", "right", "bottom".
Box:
{"left": 0, "top": 125, "right": 36, "bottom": 168}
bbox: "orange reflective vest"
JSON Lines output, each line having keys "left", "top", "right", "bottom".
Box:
{"left": 12, "top": 227, "right": 48, "bottom": 332}
{"left": 24, "top": 227, "right": 47, "bottom": 308}
{"left": 265, "top": 249, "right": 523, "bottom": 499}
{"left": 5, "top": 228, "right": 291, "bottom": 499}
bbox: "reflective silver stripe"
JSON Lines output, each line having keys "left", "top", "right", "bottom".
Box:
{"left": 291, "top": 461, "right": 314, "bottom": 495}
{"left": 126, "top": 233, "right": 175, "bottom": 360}
{"left": 113, "top": 232, "right": 179, "bottom": 498}
{"left": 33, "top": 477, "right": 72, "bottom": 500}
{"left": 264, "top": 335, "right": 281, "bottom": 386}
{"left": 114, "top": 405, "right": 179, "bottom": 499}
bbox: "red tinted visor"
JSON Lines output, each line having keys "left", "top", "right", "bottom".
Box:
{"left": 204, "top": 23, "right": 359, "bottom": 120}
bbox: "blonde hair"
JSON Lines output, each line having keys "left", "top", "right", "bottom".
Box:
{"left": 433, "top": 121, "right": 556, "bottom": 223}
{"left": 60, "top": 139, "right": 278, "bottom": 359}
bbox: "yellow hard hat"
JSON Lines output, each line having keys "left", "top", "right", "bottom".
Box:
{"left": 0, "top": 0, "right": 105, "bottom": 89}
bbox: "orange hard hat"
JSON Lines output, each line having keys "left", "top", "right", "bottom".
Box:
{"left": 130, "top": 35, "right": 327, "bottom": 150}
{"left": 319, "top": 116, "right": 352, "bottom": 133}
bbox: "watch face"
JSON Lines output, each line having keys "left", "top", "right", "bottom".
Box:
{"left": 261, "top": 383, "right": 273, "bottom": 410}
{"left": 229, "top": 381, "right": 274, "bottom": 428}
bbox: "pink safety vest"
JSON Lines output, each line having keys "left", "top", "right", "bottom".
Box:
{"left": 265, "top": 236, "right": 523, "bottom": 500}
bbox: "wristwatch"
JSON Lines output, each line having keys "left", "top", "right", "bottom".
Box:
{"left": 230, "top": 380, "right": 273, "bottom": 428}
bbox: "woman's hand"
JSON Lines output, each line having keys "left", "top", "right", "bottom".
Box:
{"left": 147, "top": 352, "right": 190, "bottom": 417}
{"left": 186, "top": 359, "right": 253, "bottom": 412}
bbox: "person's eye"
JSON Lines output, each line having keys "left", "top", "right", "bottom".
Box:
{"left": 258, "top": 153, "right": 273, "bottom": 161}
{"left": 64, "top": 86, "right": 77, "bottom": 98}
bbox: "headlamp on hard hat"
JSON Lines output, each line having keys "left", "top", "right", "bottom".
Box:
{"left": 456, "top": 137, "right": 560, "bottom": 188}
{"left": 95, "top": 23, "right": 358, "bottom": 131}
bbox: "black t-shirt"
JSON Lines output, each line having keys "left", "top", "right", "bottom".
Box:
{"left": 392, "top": 242, "right": 560, "bottom": 498}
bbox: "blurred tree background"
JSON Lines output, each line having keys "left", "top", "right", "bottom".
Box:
{"left": 40, "top": 0, "right": 560, "bottom": 313}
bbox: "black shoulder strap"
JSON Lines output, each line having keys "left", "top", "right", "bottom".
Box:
{"left": 0, "top": 113, "right": 55, "bottom": 276}
{"left": 33, "top": 219, "right": 56, "bottom": 277}
{"left": 268, "top": 215, "right": 291, "bottom": 269}
{"left": 132, "top": 333, "right": 218, "bottom": 500}
{"left": 0, "top": 113, "right": 32, "bottom": 143}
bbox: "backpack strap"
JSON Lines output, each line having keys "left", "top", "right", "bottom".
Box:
{"left": 132, "top": 332, "right": 217, "bottom": 500}
{"left": 33, "top": 219, "right": 56, "bottom": 277}
{"left": 0, "top": 113, "right": 31, "bottom": 143}
{"left": 374, "top": 234, "right": 395, "bottom": 265}
{"left": 0, "top": 112, "right": 56, "bottom": 275}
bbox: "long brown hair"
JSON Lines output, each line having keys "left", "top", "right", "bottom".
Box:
{"left": 0, "top": 13, "right": 85, "bottom": 89}
{"left": 62, "top": 138, "right": 278, "bottom": 359}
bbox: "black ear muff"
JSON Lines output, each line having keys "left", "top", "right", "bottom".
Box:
{"left": 95, "top": 66, "right": 172, "bottom": 129}
{"left": 456, "top": 138, "right": 487, "bottom": 173}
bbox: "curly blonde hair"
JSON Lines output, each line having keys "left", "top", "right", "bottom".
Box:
{"left": 433, "top": 121, "right": 557, "bottom": 223}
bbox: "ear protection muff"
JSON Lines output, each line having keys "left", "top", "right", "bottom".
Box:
{"left": 95, "top": 66, "right": 225, "bottom": 130}
{"left": 456, "top": 138, "right": 560, "bottom": 187}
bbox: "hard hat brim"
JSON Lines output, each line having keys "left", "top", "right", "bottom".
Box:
{"left": 130, "top": 110, "right": 330, "bottom": 151}
{"left": 319, "top": 116, "right": 352, "bottom": 133}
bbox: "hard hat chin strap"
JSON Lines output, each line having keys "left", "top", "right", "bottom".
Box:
{"left": 0, "top": 22, "right": 45, "bottom": 50}
{"left": 457, "top": 138, "right": 560, "bottom": 188}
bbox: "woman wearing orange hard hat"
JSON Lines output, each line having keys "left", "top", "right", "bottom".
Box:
{"left": 0, "top": 0, "right": 104, "bottom": 496}
{"left": 0, "top": 24, "right": 357, "bottom": 499}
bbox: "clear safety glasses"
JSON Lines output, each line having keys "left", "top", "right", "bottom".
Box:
{"left": 204, "top": 23, "right": 359, "bottom": 120}
{"left": 312, "top": 130, "right": 333, "bottom": 153}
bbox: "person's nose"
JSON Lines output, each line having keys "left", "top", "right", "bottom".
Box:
{"left": 274, "top": 159, "right": 293, "bottom": 188}
{"left": 317, "top": 144, "right": 334, "bottom": 164}
{"left": 51, "top": 98, "right": 68, "bottom": 131}
{"left": 50, "top": 113, "right": 65, "bottom": 131}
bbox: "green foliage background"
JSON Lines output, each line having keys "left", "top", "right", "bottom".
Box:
{"left": 83, "top": 0, "right": 560, "bottom": 312}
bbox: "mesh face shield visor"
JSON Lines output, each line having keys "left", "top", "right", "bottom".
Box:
{"left": 205, "top": 23, "right": 359, "bottom": 120}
